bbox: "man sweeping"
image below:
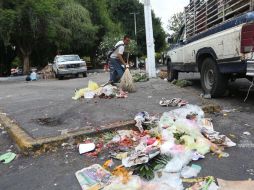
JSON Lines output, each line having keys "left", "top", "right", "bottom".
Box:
{"left": 106, "top": 35, "right": 131, "bottom": 86}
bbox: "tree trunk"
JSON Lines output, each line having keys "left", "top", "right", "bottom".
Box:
{"left": 22, "top": 54, "right": 30, "bottom": 75}
{"left": 20, "top": 47, "right": 31, "bottom": 75}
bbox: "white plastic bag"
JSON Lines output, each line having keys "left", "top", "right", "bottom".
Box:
{"left": 164, "top": 150, "right": 193, "bottom": 173}
{"left": 181, "top": 164, "right": 201, "bottom": 178}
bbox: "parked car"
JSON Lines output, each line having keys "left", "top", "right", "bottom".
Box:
{"left": 11, "top": 67, "right": 23, "bottom": 76}
{"left": 52, "top": 55, "right": 87, "bottom": 79}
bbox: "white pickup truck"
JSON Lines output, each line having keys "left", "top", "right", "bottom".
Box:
{"left": 166, "top": 0, "right": 254, "bottom": 97}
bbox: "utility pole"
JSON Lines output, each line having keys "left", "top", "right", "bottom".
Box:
{"left": 144, "top": 0, "right": 156, "bottom": 78}
{"left": 130, "top": 12, "right": 139, "bottom": 69}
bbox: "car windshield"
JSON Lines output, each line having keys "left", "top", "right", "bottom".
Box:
{"left": 57, "top": 55, "right": 80, "bottom": 62}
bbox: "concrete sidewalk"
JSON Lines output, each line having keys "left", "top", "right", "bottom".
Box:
{"left": 0, "top": 72, "right": 204, "bottom": 151}
{"left": 1, "top": 71, "right": 254, "bottom": 152}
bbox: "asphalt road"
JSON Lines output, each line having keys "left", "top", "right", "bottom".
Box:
{"left": 1, "top": 72, "right": 254, "bottom": 190}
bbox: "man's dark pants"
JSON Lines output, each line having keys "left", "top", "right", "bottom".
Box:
{"left": 109, "top": 58, "right": 124, "bottom": 83}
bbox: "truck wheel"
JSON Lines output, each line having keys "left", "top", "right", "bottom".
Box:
{"left": 55, "top": 73, "right": 63, "bottom": 80}
{"left": 201, "top": 58, "right": 228, "bottom": 97}
{"left": 167, "top": 60, "right": 178, "bottom": 82}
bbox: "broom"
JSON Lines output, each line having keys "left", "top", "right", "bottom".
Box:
{"left": 120, "top": 53, "right": 135, "bottom": 92}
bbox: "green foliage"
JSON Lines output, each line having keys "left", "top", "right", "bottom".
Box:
{"left": 133, "top": 155, "right": 171, "bottom": 180}
{"left": 97, "top": 33, "right": 138, "bottom": 63}
{"left": 56, "top": 1, "right": 98, "bottom": 50}
{"left": 11, "top": 57, "right": 21, "bottom": 68}
{"left": 102, "top": 131, "right": 117, "bottom": 143}
{"left": 0, "top": 9, "right": 16, "bottom": 46}
{"left": 0, "top": 0, "right": 167, "bottom": 74}
{"left": 106, "top": 0, "right": 166, "bottom": 55}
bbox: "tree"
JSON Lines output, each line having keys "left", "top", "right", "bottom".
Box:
{"left": 167, "top": 12, "right": 184, "bottom": 41}
{"left": 78, "top": 0, "right": 121, "bottom": 67}
{"left": 0, "top": 0, "right": 97, "bottom": 74}
{"left": 106, "top": 0, "right": 166, "bottom": 55}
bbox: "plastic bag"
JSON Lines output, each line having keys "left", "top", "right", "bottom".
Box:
{"left": 149, "top": 172, "right": 184, "bottom": 190}
{"left": 72, "top": 88, "right": 86, "bottom": 100}
{"left": 84, "top": 91, "right": 96, "bottom": 99}
{"left": 164, "top": 150, "right": 193, "bottom": 173}
{"left": 88, "top": 80, "right": 99, "bottom": 91}
{"left": 181, "top": 164, "right": 201, "bottom": 178}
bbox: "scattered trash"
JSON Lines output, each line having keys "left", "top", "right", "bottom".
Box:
{"left": 200, "top": 93, "right": 212, "bottom": 99}
{"left": 186, "top": 176, "right": 218, "bottom": 190}
{"left": 38, "top": 64, "right": 55, "bottom": 79}
{"left": 72, "top": 80, "right": 129, "bottom": 100}
{"left": 132, "top": 72, "right": 149, "bottom": 82}
{"left": 217, "top": 178, "right": 254, "bottom": 190}
{"left": 243, "top": 131, "right": 251, "bottom": 136}
{"left": 202, "top": 104, "right": 222, "bottom": 114}
{"left": 99, "top": 85, "right": 117, "bottom": 98}
{"left": 201, "top": 129, "right": 236, "bottom": 147}
{"left": 192, "top": 151, "right": 205, "bottom": 161}
{"left": 159, "top": 98, "right": 188, "bottom": 107}
{"left": 79, "top": 143, "right": 96, "bottom": 154}
{"left": 134, "top": 112, "right": 150, "bottom": 133}
{"left": 171, "top": 79, "right": 193, "bottom": 88}
{"left": 75, "top": 104, "right": 237, "bottom": 189}
{"left": 181, "top": 164, "right": 202, "bottom": 178}
{"left": 158, "top": 69, "right": 168, "bottom": 79}
{"left": 84, "top": 91, "right": 96, "bottom": 99}
{"left": 85, "top": 141, "right": 104, "bottom": 157}
{"left": 0, "top": 152, "right": 16, "bottom": 164}
{"left": 221, "top": 109, "right": 237, "bottom": 113}
{"left": 75, "top": 164, "right": 112, "bottom": 190}
{"left": 122, "top": 145, "right": 160, "bottom": 167}
{"left": 103, "top": 159, "right": 114, "bottom": 169}
{"left": 103, "top": 175, "right": 142, "bottom": 190}
{"left": 111, "top": 165, "right": 132, "bottom": 184}
{"left": 116, "top": 90, "right": 128, "bottom": 98}
{"left": 164, "top": 150, "right": 193, "bottom": 173}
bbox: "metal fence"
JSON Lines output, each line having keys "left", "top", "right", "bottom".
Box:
{"left": 185, "top": 0, "right": 254, "bottom": 39}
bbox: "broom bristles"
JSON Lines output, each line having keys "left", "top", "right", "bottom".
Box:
{"left": 120, "top": 68, "right": 135, "bottom": 92}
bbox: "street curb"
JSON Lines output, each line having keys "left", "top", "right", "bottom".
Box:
{"left": 0, "top": 113, "right": 35, "bottom": 152}
{"left": 0, "top": 113, "right": 135, "bottom": 154}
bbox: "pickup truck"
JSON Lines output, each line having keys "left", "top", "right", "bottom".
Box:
{"left": 53, "top": 55, "right": 87, "bottom": 79}
{"left": 166, "top": 0, "right": 254, "bottom": 97}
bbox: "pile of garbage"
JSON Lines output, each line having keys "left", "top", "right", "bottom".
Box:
{"left": 76, "top": 104, "right": 239, "bottom": 190}
{"left": 72, "top": 80, "right": 128, "bottom": 100}
{"left": 171, "top": 79, "right": 193, "bottom": 88}
{"left": 38, "top": 64, "right": 55, "bottom": 79}
{"left": 132, "top": 72, "right": 149, "bottom": 82}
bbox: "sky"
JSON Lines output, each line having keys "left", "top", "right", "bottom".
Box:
{"left": 150, "top": 0, "right": 189, "bottom": 33}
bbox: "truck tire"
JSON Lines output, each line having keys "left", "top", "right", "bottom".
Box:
{"left": 55, "top": 72, "right": 63, "bottom": 80}
{"left": 201, "top": 58, "right": 228, "bottom": 97}
{"left": 167, "top": 60, "right": 178, "bottom": 82}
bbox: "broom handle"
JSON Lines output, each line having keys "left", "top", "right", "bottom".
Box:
{"left": 127, "top": 52, "right": 129, "bottom": 64}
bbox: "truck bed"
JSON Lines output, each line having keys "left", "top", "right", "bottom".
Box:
{"left": 185, "top": 0, "right": 254, "bottom": 39}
